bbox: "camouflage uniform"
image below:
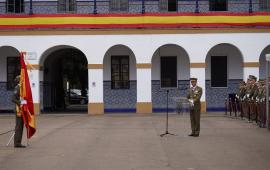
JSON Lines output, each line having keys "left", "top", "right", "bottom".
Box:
{"left": 11, "top": 76, "right": 25, "bottom": 147}
{"left": 187, "top": 79, "right": 203, "bottom": 137}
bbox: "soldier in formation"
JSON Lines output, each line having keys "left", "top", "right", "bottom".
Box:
{"left": 233, "top": 75, "right": 268, "bottom": 128}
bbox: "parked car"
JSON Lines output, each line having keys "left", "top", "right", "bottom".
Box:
{"left": 68, "top": 91, "right": 88, "bottom": 104}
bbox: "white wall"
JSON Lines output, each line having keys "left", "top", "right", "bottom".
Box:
{"left": 151, "top": 44, "right": 190, "bottom": 80}
{"left": 1, "top": 33, "right": 270, "bottom": 103}
{"left": 205, "top": 44, "right": 243, "bottom": 80}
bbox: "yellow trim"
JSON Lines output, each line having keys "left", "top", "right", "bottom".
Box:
{"left": 88, "top": 103, "right": 104, "bottom": 115}
{"left": 201, "top": 101, "right": 206, "bottom": 113}
{"left": 243, "top": 62, "right": 260, "bottom": 67}
{"left": 1, "top": 29, "right": 270, "bottom": 35}
{"left": 27, "top": 64, "right": 40, "bottom": 70}
{"left": 136, "top": 63, "right": 152, "bottom": 69}
{"left": 34, "top": 103, "right": 40, "bottom": 115}
{"left": 190, "top": 63, "right": 206, "bottom": 68}
{"left": 88, "top": 64, "right": 103, "bottom": 69}
{"left": 136, "top": 102, "right": 152, "bottom": 114}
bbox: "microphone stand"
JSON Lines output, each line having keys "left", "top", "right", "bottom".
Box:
{"left": 160, "top": 90, "right": 176, "bottom": 137}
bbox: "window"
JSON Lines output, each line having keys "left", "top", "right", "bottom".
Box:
{"left": 168, "top": 0, "right": 177, "bottom": 11}
{"left": 58, "top": 0, "right": 76, "bottom": 13}
{"left": 209, "top": 0, "right": 227, "bottom": 11}
{"left": 111, "top": 56, "right": 129, "bottom": 89}
{"left": 160, "top": 57, "right": 177, "bottom": 88}
{"left": 260, "top": 0, "right": 270, "bottom": 10}
{"left": 7, "top": 57, "right": 20, "bottom": 91}
{"left": 211, "top": 56, "right": 227, "bottom": 87}
{"left": 159, "top": 0, "right": 177, "bottom": 12}
{"left": 6, "top": 0, "right": 24, "bottom": 13}
{"left": 110, "top": 0, "right": 128, "bottom": 12}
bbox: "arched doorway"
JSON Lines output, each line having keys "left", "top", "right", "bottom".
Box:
{"left": 103, "top": 44, "right": 137, "bottom": 113}
{"left": 205, "top": 43, "right": 243, "bottom": 111}
{"left": 259, "top": 45, "right": 270, "bottom": 79}
{"left": 151, "top": 44, "right": 190, "bottom": 112}
{"left": 40, "top": 46, "right": 88, "bottom": 113}
{"left": 0, "top": 46, "right": 20, "bottom": 112}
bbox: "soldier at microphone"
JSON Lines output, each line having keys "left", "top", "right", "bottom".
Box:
{"left": 187, "top": 78, "right": 203, "bottom": 137}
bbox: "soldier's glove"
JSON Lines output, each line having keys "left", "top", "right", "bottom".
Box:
{"left": 188, "top": 99, "right": 194, "bottom": 106}
{"left": 256, "top": 97, "right": 259, "bottom": 102}
{"left": 247, "top": 94, "right": 250, "bottom": 98}
{"left": 20, "top": 99, "right": 27, "bottom": 105}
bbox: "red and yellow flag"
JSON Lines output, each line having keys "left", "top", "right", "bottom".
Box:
{"left": 20, "top": 52, "right": 36, "bottom": 139}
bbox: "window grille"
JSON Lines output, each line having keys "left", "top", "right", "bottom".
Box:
{"left": 111, "top": 56, "right": 130, "bottom": 89}
{"left": 7, "top": 57, "right": 20, "bottom": 91}
{"left": 260, "top": 0, "right": 270, "bottom": 10}
{"left": 58, "top": 0, "right": 77, "bottom": 13}
{"left": 110, "top": 0, "right": 128, "bottom": 12}
{"left": 6, "top": 0, "right": 24, "bottom": 13}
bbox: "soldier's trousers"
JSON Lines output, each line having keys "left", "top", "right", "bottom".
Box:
{"left": 190, "top": 103, "right": 201, "bottom": 135}
{"left": 14, "top": 116, "right": 24, "bottom": 146}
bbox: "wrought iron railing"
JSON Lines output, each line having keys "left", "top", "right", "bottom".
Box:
{"left": 0, "top": 0, "right": 269, "bottom": 15}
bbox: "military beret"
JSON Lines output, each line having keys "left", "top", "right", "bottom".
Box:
{"left": 258, "top": 79, "right": 265, "bottom": 84}
{"left": 248, "top": 75, "right": 257, "bottom": 81}
{"left": 190, "top": 77, "right": 197, "bottom": 81}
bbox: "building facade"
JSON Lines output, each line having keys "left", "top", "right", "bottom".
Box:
{"left": 0, "top": 0, "right": 270, "bottom": 114}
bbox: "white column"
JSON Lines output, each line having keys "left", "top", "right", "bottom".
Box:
{"left": 28, "top": 69, "right": 40, "bottom": 114}
{"left": 190, "top": 67, "right": 206, "bottom": 112}
{"left": 136, "top": 64, "right": 152, "bottom": 113}
{"left": 88, "top": 67, "right": 104, "bottom": 114}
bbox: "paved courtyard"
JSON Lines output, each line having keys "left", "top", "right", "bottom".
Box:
{"left": 0, "top": 113, "right": 270, "bottom": 170}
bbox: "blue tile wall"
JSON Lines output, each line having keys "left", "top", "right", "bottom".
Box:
{"left": 103, "top": 80, "right": 137, "bottom": 112}
{"left": 198, "top": 0, "right": 209, "bottom": 13}
{"left": 178, "top": 1, "right": 196, "bottom": 12}
{"left": 206, "top": 79, "right": 242, "bottom": 111}
{"left": 145, "top": 1, "right": 159, "bottom": 13}
{"left": 228, "top": 0, "right": 250, "bottom": 12}
{"left": 96, "top": 1, "right": 109, "bottom": 14}
{"left": 129, "top": 1, "right": 142, "bottom": 13}
{"left": 252, "top": 0, "right": 261, "bottom": 12}
{"left": 26, "top": 1, "right": 58, "bottom": 14}
{"left": 0, "top": 82, "right": 14, "bottom": 111}
{"left": 0, "top": 2, "right": 5, "bottom": 14}
{"left": 152, "top": 80, "right": 190, "bottom": 112}
{"left": 77, "top": 1, "right": 93, "bottom": 14}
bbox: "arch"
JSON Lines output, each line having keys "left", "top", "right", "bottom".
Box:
{"left": 40, "top": 45, "right": 88, "bottom": 113}
{"left": 151, "top": 44, "right": 190, "bottom": 63}
{"left": 151, "top": 44, "right": 190, "bottom": 112}
{"left": 103, "top": 44, "right": 137, "bottom": 64}
{"left": 205, "top": 43, "right": 244, "bottom": 111}
{"left": 259, "top": 45, "right": 270, "bottom": 79}
{"left": 103, "top": 44, "right": 137, "bottom": 113}
{"left": 0, "top": 46, "right": 20, "bottom": 111}
{"left": 39, "top": 45, "right": 88, "bottom": 67}
{"left": 151, "top": 44, "right": 190, "bottom": 81}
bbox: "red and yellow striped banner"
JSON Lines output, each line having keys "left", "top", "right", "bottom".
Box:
{"left": 0, "top": 13, "right": 270, "bottom": 29}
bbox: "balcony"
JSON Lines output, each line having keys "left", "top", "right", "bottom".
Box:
{"left": 1, "top": 0, "right": 270, "bottom": 15}
{"left": 0, "top": 0, "right": 270, "bottom": 30}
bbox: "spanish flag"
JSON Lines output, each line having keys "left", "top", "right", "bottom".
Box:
{"left": 20, "top": 52, "right": 36, "bottom": 139}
